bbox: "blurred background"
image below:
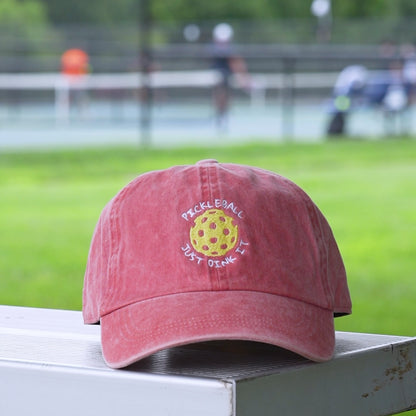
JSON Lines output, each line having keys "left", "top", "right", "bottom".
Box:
{"left": 1, "top": 0, "right": 416, "bottom": 372}
{"left": 2, "top": 0, "right": 416, "bottom": 148}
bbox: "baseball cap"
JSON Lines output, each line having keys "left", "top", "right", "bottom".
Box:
{"left": 83, "top": 159, "right": 351, "bottom": 368}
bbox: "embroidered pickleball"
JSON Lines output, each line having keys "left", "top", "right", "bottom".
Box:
{"left": 190, "top": 209, "right": 238, "bottom": 257}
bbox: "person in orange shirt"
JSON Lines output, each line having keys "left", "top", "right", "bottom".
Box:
{"left": 60, "top": 48, "right": 90, "bottom": 117}
{"left": 61, "top": 48, "right": 90, "bottom": 77}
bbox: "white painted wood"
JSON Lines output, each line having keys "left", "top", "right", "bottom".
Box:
{"left": 0, "top": 305, "right": 415, "bottom": 416}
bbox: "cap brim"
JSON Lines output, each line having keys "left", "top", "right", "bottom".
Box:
{"left": 100, "top": 291, "right": 335, "bottom": 368}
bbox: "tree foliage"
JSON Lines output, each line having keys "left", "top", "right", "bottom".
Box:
{"left": 35, "top": 0, "right": 416, "bottom": 25}
{"left": 0, "top": 0, "right": 58, "bottom": 58}
{"left": 0, "top": 0, "right": 49, "bottom": 25}
{"left": 39, "top": 0, "right": 138, "bottom": 25}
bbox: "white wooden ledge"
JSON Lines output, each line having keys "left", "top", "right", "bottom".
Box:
{"left": 0, "top": 305, "right": 415, "bottom": 416}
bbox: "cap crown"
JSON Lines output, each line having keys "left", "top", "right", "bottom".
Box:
{"left": 83, "top": 160, "right": 351, "bottom": 324}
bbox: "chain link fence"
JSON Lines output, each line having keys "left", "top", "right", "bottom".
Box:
{"left": 1, "top": 18, "right": 416, "bottom": 73}
{"left": 0, "top": 19, "right": 415, "bottom": 145}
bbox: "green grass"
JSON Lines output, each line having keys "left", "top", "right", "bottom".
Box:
{"left": 1, "top": 139, "right": 415, "bottom": 341}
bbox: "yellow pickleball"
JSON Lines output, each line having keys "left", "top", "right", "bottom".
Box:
{"left": 190, "top": 209, "right": 238, "bottom": 257}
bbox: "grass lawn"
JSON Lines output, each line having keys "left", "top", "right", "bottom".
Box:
{"left": 1, "top": 139, "right": 415, "bottom": 341}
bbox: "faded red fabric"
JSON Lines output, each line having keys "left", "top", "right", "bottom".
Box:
{"left": 83, "top": 160, "right": 351, "bottom": 368}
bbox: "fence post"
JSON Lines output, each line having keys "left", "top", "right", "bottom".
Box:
{"left": 138, "top": 0, "right": 153, "bottom": 147}
{"left": 281, "top": 57, "right": 296, "bottom": 140}
{"left": 55, "top": 76, "right": 70, "bottom": 125}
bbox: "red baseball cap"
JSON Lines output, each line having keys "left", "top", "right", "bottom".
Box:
{"left": 83, "top": 160, "right": 351, "bottom": 368}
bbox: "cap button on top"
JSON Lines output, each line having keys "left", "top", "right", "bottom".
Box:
{"left": 196, "top": 159, "right": 219, "bottom": 165}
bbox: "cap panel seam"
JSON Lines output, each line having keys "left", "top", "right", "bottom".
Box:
{"left": 196, "top": 164, "right": 215, "bottom": 290}
{"left": 206, "top": 163, "right": 225, "bottom": 290}
{"left": 106, "top": 182, "right": 135, "bottom": 311}
{"left": 305, "top": 198, "right": 333, "bottom": 307}
{"left": 289, "top": 183, "right": 333, "bottom": 308}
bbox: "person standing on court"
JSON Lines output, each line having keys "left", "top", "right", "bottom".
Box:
{"left": 209, "top": 23, "right": 250, "bottom": 129}
{"left": 60, "top": 48, "right": 90, "bottom": 118}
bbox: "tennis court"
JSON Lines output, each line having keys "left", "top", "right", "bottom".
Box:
{"left": 1, "top": 92, "right": 413, "bottom": 150}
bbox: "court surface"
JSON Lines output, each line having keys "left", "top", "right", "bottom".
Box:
{"left": 0, "top": 98, "right": 413, "bottom": 150}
